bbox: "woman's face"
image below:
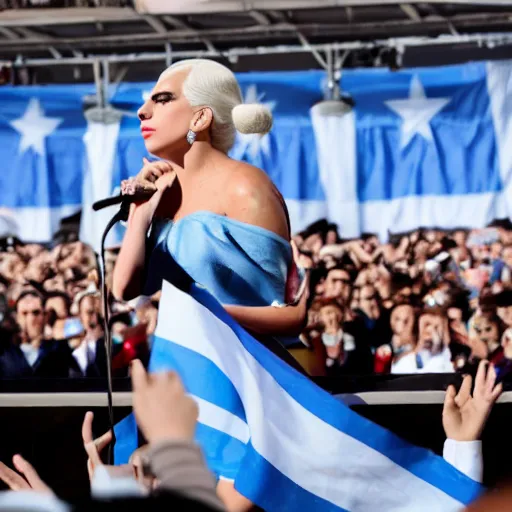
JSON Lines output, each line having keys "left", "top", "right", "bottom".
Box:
{"left": 137, "top": 68, "right": 196, "bottom": 159}
{"left": 472, "top": 315, "right": 500, "bottom": 348}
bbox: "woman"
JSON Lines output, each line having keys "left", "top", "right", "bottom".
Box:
{"left": 113, "top": 59, "right": 306, "bottom": 339}
{"left": 113, "top": 60, "right": 486, "bottom": 512}
{"left": 375, "top": 303, "right": 416, "bottom": 374}
{"left": 113, "top": 59, "right": 307, "bottom": 511}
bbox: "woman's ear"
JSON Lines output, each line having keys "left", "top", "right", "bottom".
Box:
{"left": 190, "top": 107, "right": 214, "bottom": 134}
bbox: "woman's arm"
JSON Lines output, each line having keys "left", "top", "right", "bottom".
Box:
{"left": 112, "top": 162, "right": 176, "bottom": 301}
{"left": 224, "top": 275, "right": 309, "bottom": 337}
{"left": 224, "top": 303, "right": 307, "bottom": 337}
{"left": 112, "top": 205, "right": 153, "bottom": 301}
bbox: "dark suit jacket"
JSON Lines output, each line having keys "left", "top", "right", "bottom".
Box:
{"left": 68, "top": 338, "right": 128, "bottom": 379}
{"left": 68, "top": 338, "right": 109, "bottom": 379}
{"left": 0, "top": 339, "right": 74, "bottom": 379}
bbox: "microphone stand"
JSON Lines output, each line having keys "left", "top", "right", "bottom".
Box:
{"left": 98, "top": 201, "right": 131, "bottom": 465}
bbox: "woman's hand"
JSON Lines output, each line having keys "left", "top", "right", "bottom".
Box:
{"left": 125, "top": 159, "right": 177, "bottom": 224}
{"left": 122, "top": 158, "right": 173, "bottom": 196}
{"left": 0, "top": 455, "right": 53, "bottom": 494}
{"left": 443, "top": 360, "right": 502, "bottom": 442}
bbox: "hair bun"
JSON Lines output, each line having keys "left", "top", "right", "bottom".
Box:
{"left": 232, "top": 103, "right": 273, "bottom": 135}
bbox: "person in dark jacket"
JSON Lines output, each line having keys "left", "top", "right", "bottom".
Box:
{"left": 0, "top": 290, "right": 72, "bottom": 379}
{"left": 312, "top": 298, "right": 373, "bottom": 375}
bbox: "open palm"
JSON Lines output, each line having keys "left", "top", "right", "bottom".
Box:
{"left": 443, "top": 360, "right": 502, "bottom": 442}
{"left": 0, "top": 455, "right": 52, "bottom": 494}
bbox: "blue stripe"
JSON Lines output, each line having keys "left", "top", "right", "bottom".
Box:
{"left": 113, "top": 412, "right": 247, "bottom": 477}
{"left": 149, "top": 335, "right": 247, "bottom": 424}
{"left": 236, "top": 441, "right": 347, "bottom": 512}
{"left": 114, "top": 413, "right": 138, "bottom": 465}
{"left": 191, "top": 285, "right": 483, "bottom": 506}
{"left": 196, "top": 422, "right": 247, "bottom": 480}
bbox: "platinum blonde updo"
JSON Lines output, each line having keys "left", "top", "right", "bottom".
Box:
{"left": 159, "top": 59, "right": 273, "bottom": 153}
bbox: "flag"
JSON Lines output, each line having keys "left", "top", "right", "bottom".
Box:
{"left": 121, "top": 279, "right": 483, "bottom": 512}
{"left": 315, "top": 61, "right": 512, "bottom": 240}
{"left": 3, "top": 61, "right": 512, "bottom": 244}
{"left": 0, "top": 85, "right": 90, "bottom": 241}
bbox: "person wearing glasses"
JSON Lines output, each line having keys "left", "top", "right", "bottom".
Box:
{"left": 0, "top": 290, "right": 72, "bottom": 379}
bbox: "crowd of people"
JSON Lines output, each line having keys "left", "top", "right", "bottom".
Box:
{"left": 292, "top": 218, "right": 512, "bottom": 379}
{"left": 2, "top": 217, "right": 512, "bottom": 381}
{"left": 0, "top": 234, "right": 156, "bottom": 379}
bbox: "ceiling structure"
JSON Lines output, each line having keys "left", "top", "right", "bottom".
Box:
{"left": 0, "top": 1, "right": 512, "bottom": 82}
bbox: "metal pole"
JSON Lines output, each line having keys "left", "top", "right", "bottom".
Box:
{"left": 101, "top": 58, "right": 110, "bottom": 107}
{"left": 1, "top": 32, "right": 512, "bottom": 68}
{"left": 92, "top": 58, "right": 104, "bottom": 108}
{"left": 164, "top": 42, "right": 172, "bottom": 68}
{"left": 326, "top": 46, "right": 334, "bottom": 100}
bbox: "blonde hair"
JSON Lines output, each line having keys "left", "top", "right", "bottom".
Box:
{"left": 159, "top": 59, "right": 273, "bottom": 153}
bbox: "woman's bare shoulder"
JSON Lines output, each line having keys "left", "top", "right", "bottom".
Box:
{"left": 224, "top": 161, "right": 290, "bottom": 241}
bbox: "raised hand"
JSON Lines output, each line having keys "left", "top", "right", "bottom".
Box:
{"left": 81, "top": 411, "right": 113, "bottom": 481}
{"left": 131, "top": 359, "right": 198, "bottom": 444}
{"left": 443, "top": 360, "right": 502, "bottom": 442}
{"left": 125, "top": 159, "right": 178, "bottom": 225}
{"left": 0, "top": 455, "right": 52, "bottom": 494}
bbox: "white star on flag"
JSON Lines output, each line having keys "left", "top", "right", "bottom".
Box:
{"left": 235, "top": 84, "right": 276, "bottom": 159}
{"left": 385, "top": 76, "right": 451, "bottom": 149}
{"left": 9, "top": 98, "right": 64, "bottom": 155}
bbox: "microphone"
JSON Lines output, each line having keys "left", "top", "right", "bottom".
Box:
{"left": 92, "top": 190, "right": 154, "bottom": 212}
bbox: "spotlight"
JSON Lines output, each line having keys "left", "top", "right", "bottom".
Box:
{"left": 312, "top": 79, "right": 355, "bottom": 116}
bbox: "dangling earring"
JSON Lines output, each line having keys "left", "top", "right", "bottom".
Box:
{"left": 186, "top": 129, "right": 196, "bottom": 145}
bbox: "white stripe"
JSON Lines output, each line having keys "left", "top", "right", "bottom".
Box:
{"left": 284, "top": 199, "right": 327, "bottom": 234}
{"left": 156, "top": 281, "right": 463, "bottom": 512}
{"left": 311, "top": 109, "right": 360, "bottom": 239}
{"left": 361, "top": 192, "right": 506, "bottom": 241}
{"left": 80, "top": 119, "right": 121, "bottom": 253}
{"left": 1, "top": 205, "right": 81, "bottom": 242}
{"left": 192, "top": 394, "right": 250, "bottom": 444}
{"left": 487, "top": 60, "right": 512, "bottom": 220}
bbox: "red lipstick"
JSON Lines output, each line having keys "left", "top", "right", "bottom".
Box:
{"left": 141, "top": 126, "right": 155, "bottom": 139}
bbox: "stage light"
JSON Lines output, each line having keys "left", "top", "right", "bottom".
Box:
{"left": 311, "top": 98, "right": 353, "bottom": 116}
{"left": 312, "top": 77, "right": 355, "bottom": 116}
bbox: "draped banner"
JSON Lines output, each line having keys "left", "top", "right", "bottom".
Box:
{"left": 0, "top": 62, "right": 511, "bottom": 245}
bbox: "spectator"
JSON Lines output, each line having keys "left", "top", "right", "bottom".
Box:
{"left": 391, "top": 310, "right": 454, "bottom": 374}
{"left": 69, "top": 293, "right": 107, "bottom": 378}
{"left": 44, "top": 290, "right": 72, "bottom": 338}
{"left": 355, "top": 284, "right": 392, "bottom": 350}
{"left": 468, "top": 309, "right": 505, "bottom": 366}
{"left": 375, "top": 304, "right": 416, "bottom": 374}
{"left": 0, "top": 290, "right": 72, "bottom": 378}
{"left": 323, "top": 265, "right": 352, "bottom": 302}
{"left": 308, "top": 298, "right": 372, "bottom": 375}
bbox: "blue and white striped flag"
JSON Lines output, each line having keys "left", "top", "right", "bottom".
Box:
{"left": 125, "top": 280, "right": 482, "bottom": 511}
